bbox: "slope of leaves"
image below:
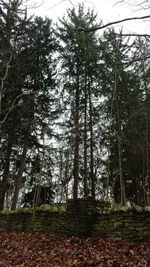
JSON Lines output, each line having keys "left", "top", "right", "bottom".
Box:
{"left": 0, "top": 232, "right": 149, "bottom": 266}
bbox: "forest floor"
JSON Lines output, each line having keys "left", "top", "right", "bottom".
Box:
{"left": 0, "top": 232, "right": 149, "bottom": 266}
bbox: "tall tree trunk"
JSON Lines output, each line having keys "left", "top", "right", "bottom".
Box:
{"left": 114, "top": 71, "right": 126, "bottom": 206}
{"left": 142, "top": 55, "right": 150, "bottom": 206}
{"left": 145, "top": 113, "right": 150, "bottom": 205}
{"left": 83, "top": 74, "right": 88, "bottom": 197}
{"left": 88, "top": 84, "right": 95, "bottom": 198}
{"left": 64, "top": 158, "right": 69, "bottom": 202}
{"left": 73, "top": 64, "right": 80, "bottom": 200}
{"left": 11, "top": 132, "right": 29, "bottom": 210}
{"left": 134, "top": 176, "right": 140, "bottom": 205}
{"left": 0, "top": 139, "right": 12, "bottom": 210}
{"left": 117, "top": 133, "right": 126, "bottom": 205}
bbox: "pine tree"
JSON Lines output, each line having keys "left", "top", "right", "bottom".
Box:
{"left": 0, "top": 0, "right": 29, "bottom": 210}
{"left": 99, "top": 29, "right": 137, "bottom": 205}
{"left": 0, "top": 1, "right": 57, "bottom": 210}
{"left": 57, "top": 4, "right": 101, "bottom": 199}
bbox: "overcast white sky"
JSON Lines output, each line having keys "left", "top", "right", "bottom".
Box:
{"left": 28, "top": 0, "right": 150, "bottom": 34}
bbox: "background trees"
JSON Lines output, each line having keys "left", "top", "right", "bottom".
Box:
{"left": 0, "top": 1, "right": 150, "bottom": 209}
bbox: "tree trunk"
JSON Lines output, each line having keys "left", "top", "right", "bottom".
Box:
{"left": 114, "top": 71, "right": 126, "bottom": 206}
{"left": 83, "top": 74, "right": 88, "bottom": 197}
{"left": 134, "top": 176, "right": 140, "bottom": 205}
{"left": 117, "top": 133, "right": 126, "bottom": 205}
{"left": 88, "top": 84, "right": 95, "bottom": 198}
{"left": 0, "top": 139, "right": 12, "bottom": 210}
{"left": 64, "top": 158, "right": 69, "bottom": 201}
{"left": 73, "top": 63, "right": 80, "bottom": 200}
{"left": 145, "top": 113, "right": 150, "bottom": 205}
{"left": 142, "top": 56, "right": 150, "bottom": 206}
{"left": 11, "top": 132, "right": 29, "bottom": 210}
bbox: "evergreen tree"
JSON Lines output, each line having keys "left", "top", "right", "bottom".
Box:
{"left": 0, "top": 1, "right": 57, "bottom": 210}
{"left": 98, "top": 29, "right": 137, "bottom": 205}
{"left": 0, "top": 0, "right": 29, "bottom": 210}
{"left": 57, "top": 4, "right": 101, "bottom": 199}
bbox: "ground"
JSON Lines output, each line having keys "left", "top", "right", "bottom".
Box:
{"left": 0, "top": 232, "right": 149, "bottom": 266}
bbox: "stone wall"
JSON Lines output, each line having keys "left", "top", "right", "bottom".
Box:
{"left": 93, "top": 211, "right": 150, "bottom": 242}
{"left": 0, "top": 212, "right": 67, "bottom": 234}
{"left": 0, "top": 199, "right": 149, "bottom": 242}
{"left": 0, "top": 199, "right": 97, "bottom": 237}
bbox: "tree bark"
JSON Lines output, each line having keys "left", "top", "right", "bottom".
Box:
{"left": 114, "top": 71, "right": 126, "bottom": 206}
{"left": 83, "top": 73, "right": 88, "bottom": 197}
{"left": 0, "top": 139, "right": 12, "bottom": 210}
{"left": 117, "top": 133, "right": 126, "bottom": 205}
{"left": 11, "top": 132, "right": 29, "bottom": 210}
{"left": 88, "top": 84, "right": 95, "bottom": 198}
{"left": 73, "top": 63, "right": 80, "bottom": 200}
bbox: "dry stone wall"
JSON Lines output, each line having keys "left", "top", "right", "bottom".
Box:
{"left": 0, "top": 199, "right": 149, "bottom": 242}
{"left": 93, "top": 211, "right": 150, "bottom": 242}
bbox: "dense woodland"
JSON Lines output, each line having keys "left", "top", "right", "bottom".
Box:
{"left": 0, "top": 0, "right": 150, "bottom": 210}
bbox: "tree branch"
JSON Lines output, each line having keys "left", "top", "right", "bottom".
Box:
{"left": 116, "top": 33, "right": 150, "bottom": 37}
{"left": 78, "top": 14, "right": 150, "bottom": 32}
{"left": 0, "top": 52, "right": 13, "bottom": 117}
{"left": 0, "top": 91, "right": 37, "bottom": 131}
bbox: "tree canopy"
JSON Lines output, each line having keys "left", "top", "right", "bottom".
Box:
{"left": 0, "top": 0, "right": 150, "bottom": 209}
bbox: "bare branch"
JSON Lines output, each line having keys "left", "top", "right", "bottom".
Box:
{"left": 125, "top": 55, "right": 150, "bottom": 67}
{"left": 0, "top": 91, "right": 37, "bottom": 131}
{"left": 78, "top": 14, "right": 150, "bottom": 32}
{"left": 0, "top": 52, "right": 14, "bottom": 117}
{"left": 116, "top": 33, "right": 150, "bottom": 37}
{"left": 114, "top": 0, "right": 125, "bottom": 6}
{"left": 22, "top": 0, "right": 45, "bottom": 10}
{"left": 115, "top": 0, "right": 150, "bottom": 10}
{"left": 41, "top": 0, "right": 67, "bottom": 11}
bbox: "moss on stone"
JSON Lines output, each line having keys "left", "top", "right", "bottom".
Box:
{"left": 0, "top": 200, "right": 149, "bottom": 242}
{"left": 0, "top": 204, "right": 66, "bottom": 216}
{"left": 106, "top": 204, "right": 150, "bottom": 214}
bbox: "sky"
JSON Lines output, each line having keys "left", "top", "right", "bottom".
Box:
{"left": 27, "top": 0, "right": 150, "bottom": 34}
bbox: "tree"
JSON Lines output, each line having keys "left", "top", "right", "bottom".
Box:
{"left": 10, "top": 16, "right": 57, "bottom": 210}
{"left": 97, "top": 29, "right": 138, "bottom": 205}
{"left": 0, "top": 1, "right": 57, "bottom": 210}
{"left": 57, "top": 4, "right": 101, "bottom": 199}
{"left": 125, "top": 36, "right": 150, "bottom": 205}
{"left": 0, "top": 0, "right": 29, "bottom": 210}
